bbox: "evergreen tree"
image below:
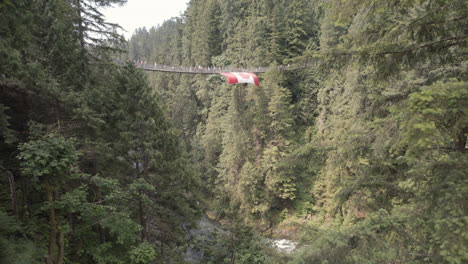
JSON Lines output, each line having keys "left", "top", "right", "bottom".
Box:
{"left": 72, "top": 0, "right": 127, "bottom": 83}
{"left": 218, "top": 85, "right": 250, "bottom": 210}
{"left": 262, "top": 69, "right": 296, "bottom": 203}
{"left": 18, "top": 130, "right": 84, "bottom": 264}
{"left": 3, "top": 0, "right": 467, "bottom": 263}
{"left": 284, "top": 0, "right": 308, "bottom": 58}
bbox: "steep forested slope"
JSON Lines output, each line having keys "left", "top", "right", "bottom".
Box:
{"left": 1, "top": 0, "right": 199, "bottom": 263}
{"left": 128, "top": 0, "right": 468, "bottom": 263}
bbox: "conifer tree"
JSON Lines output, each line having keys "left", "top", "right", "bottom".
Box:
{"left": 267, "top": 2, "right": 286, "bottom": 63}
{"left": 201, "top": 83, "right": 230, "bottom": 188}
{"left": 262, "top": 70, "right": 296, "bottom": 202}
{"left": 284, "top": 0, "right": 308, "bottom": 58}
{"left": 218, "top": 85, "right": 250, "bottom": 208}
{"left": 71, "top": 0, "right": 127, "bottom": 83}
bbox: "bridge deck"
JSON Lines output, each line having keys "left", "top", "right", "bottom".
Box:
{"left": 135, "top": 63, "right": 302, "bottom": 74}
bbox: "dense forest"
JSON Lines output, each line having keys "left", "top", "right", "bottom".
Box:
{"left": 1, "top": 0, "right": 467, "bottom": 263}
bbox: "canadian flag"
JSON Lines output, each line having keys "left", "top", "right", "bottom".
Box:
{"left": 220, "top": 72, "right": 260, "bottom": 86}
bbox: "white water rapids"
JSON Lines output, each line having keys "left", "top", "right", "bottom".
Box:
{"left": 272, "top": 239, "right": 298, "bottom": 253}
{"left": 184, "top": 217, "right": 299, "bottom": 263}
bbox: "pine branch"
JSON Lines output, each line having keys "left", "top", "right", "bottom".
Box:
{"left": 332, "top": 35, "right": 468, "bottom": 57}
{"left": 376, "top": 35, "right": 468, "bottom": 55}
{"left": 406, "top": 2, "right": 453, "bottom": 27}
{"left": 417, "top": 13, "right": 468, "bottom": 26}
{"left": 69, "top": 214, "right": 117, "bottom": 234}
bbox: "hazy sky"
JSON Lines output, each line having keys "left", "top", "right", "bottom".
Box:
{"left": 102, "top": 0, "right": 190, "bottom": 40}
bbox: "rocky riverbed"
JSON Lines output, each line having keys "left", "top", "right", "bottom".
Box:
{"left": 184, "top": 216, "right": 299, "bottom": 263}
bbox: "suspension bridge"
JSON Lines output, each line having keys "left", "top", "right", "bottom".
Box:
{"left": 134, "top": 62, "right": 310, "bottom": 74}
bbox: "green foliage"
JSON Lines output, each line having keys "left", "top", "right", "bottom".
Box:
{"left": 291, "top": 209, "right": 426, "bottom": 264}
{"left": 18, "top": 129, "right": 80, "bottom": 186}
{"left": 0, "top": 209, "right": 42, "bottom": 264}
{"left": 2, "top": 0, "right": 467, "bottom": 263}
{"left": 397, "top": 81, "right": 468, "bottom": 160}
{"left": 391, "top": 80, "right": 468, "bottom": 263}
{"left": 1, "top": 1, "right": 200, "bottom": 263}
{"left": 197, "top": 223, "right": 270, "bottom": 264}
{"left": 237, "top": 161, "right": 270, "bottom": 215}
{"left": 284, "top": 0, "right": 309, "bottom": 58}
{"left": 129, "top": 242, "right": 157, "bottom": 264}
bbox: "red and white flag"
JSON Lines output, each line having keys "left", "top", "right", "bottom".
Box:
{"left": 220, "top": 72, "right": 260, "bottom": 86}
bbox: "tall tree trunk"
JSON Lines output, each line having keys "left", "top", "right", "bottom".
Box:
{"left": 91, "top": 153, "right": 106, "bottom": 243}
{"left": 455, "top": 127, "right": 467, "bottom": 153}
{"left": 55, "top": 188, "right": 64, "bottom": 264}
{"left": 136, "top": 161, "right": 147, "bottom": 241}
{"left": 47, "top": 187, "right": 57, "bottom": 264}
{"left": 57, "top": 231, "right": 64, "bottom": 264}
{"left": 7, "top": 171, "right": 18, "bottom": 215}
{"left": 20, "top": 175, "right": 30, "bottom": 219}
{"left": 139, "top": 196, "right": 147, "bottom": 241}
{"left": 45, "top": 256, "right": 52, "bottom": 264}
{"left": 96, "top": 186, "right": 106, "bottom": 243}
{"left": 75, "top": 0, "right": 88, "bottom": 84}
{"left": 230, "top": 235, "right": 236, "bottom": 264}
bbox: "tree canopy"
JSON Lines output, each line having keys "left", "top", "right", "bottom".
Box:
{"left": 1, "top": 0, "right": 467, "bottom": 263}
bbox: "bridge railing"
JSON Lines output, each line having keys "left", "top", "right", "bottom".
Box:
{"left": 133, "top": 62, "right": 306, "bottom": 74}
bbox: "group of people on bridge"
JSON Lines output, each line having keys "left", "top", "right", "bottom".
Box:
{"left": 129, "top": 60, "right": 307, "bottom": 74}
